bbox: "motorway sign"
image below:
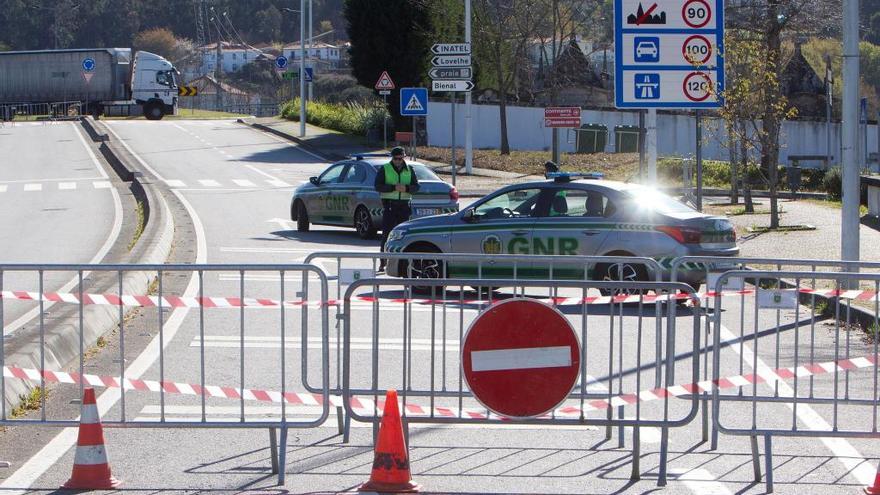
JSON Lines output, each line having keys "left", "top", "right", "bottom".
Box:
{"left": 375, "top": 70, "right": 395, "bottom": 90}
{"left": 429, "top": 67, "right": 472, "bottom": 80}
{"left": 275, "top": 56, "right": 288, "bottom": 70}
{"left": 432, "top": 43, "right": 471, "bottom": 55}
{"left": 462, "top": 299, "right": 580, "bottom": 418}
{"left": 431, "top": 80, "right": 473, "bottom": 92}
{"left": 544, "top": 107, "right": 582, "bottom": 127}
{"left": 431, "top": 55, "right": 471, "bottom": 67}
{"left": 614, "top": 0, "right": 724, "bottom": 108}
{"left": 400, "top": 87, "right": 428, "bottom": 116}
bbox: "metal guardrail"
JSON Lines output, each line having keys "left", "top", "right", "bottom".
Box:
{"left": 710, "top": 270, "right": 880, "bottom": 492}
{"left": 0, "top": 263, "right": 330, "bottom": 485}
{"left": 340, "top": 277, "right": 701, "bottom": 486}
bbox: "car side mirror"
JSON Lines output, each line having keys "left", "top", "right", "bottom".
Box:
{"left": 309, "top": 176, "right": 319, "bottom": 186}
{"left": 462, "top": 208, "right": 476, "bottom": 223}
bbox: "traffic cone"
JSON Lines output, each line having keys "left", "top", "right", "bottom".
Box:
{"left": 867, "top": 461, "right": 880, "bottom": 494}
{"left": 359, "top": 389, "right": 420, "bottom": 493}
{"left": 62, "top": 388, "right": 121, "bottom": 490}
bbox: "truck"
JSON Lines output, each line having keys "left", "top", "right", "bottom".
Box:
{"left": 0, "top": 48, "right": 179, "bottom": 120}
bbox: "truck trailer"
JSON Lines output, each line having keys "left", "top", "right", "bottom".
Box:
{"left": 0, "top": 48, "right": 179, "bottom": 120}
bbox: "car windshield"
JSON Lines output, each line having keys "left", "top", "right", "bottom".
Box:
{"left": 372, "top": 163, "right": 441, "bottom": 181}
{"left": 623, "top": 186, "right": 695, "bottom": 214}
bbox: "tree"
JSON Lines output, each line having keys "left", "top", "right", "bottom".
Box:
{"left": 344, "top": 0, "right": 433, "bottom": 128}
{"left": 134, "top": 27, "right": 178, "bottom": 59}
{"left": 254, "top": 6, "right": 282, "bottom": 43}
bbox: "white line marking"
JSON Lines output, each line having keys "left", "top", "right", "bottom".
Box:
{"left": 232, "top": 179, "right": 256, "bottom": 187}
{"left": 165, "top": 180, "right": 186, "bottom": 188}
{"left": 668, "top": 468, "right": 732, "bottom": 495}
{"left": 58, "top": 182, "right": 76, "bottom": 190}
{"left": 0, "top": 185, "right": 6, "bottom": 192}
{"left": 198, "top": 179, "right": 221, "bottom": 187}
{"left": 73, "top": 123, "right": 109, "bottom": 180}
{"left": 266, "top": 179, "right": 291, "bottom": 187}
{"left": 23, "top": 183, "right": 42, "bottom": 191}
{"left": 471, "top": 346, "right": 572, "bottom": 372}
{"left": 92, "top": 181, "right": 111, "bottom": 189}
{"left": 221, "top": 246, "right": 372, "bottom": 254}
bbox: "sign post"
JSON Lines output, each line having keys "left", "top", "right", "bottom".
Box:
{"left": 430, "top": 43, "right": 472, "bottom": 178}
{"left": 544, "top": 107, "right": 582, "bottom": 166}
{"left": 462, "top": 299, "right": 580, "bottom": 418}
{"left": 375, "top": 71, "right": 396, "bottom": 149}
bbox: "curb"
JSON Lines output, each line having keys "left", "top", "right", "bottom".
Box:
{"left": 1, "top": 118, "right": 174, "bottom": 413}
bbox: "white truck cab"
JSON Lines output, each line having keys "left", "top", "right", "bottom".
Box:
{"left": 131, "top": 51, "right": 178, "bottom": 120}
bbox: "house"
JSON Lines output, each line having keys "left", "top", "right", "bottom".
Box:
{"left": 780, "top": 43, "right": 827, "bottom": 118}
{"left": 187, "top": 74, "right": 260, "bottom": 107}
{"left": 198, "top": 42, "right": 265, "bottom": 73}
{"left": 282, "top": 41, "right": 343, "bottom": 68}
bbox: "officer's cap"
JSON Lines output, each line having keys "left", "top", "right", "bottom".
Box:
{"left": 391, "top": 146, "right": 406, "bottom": 157}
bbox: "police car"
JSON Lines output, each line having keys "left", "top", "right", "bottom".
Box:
{"left": 384, "top": 172, "right": 739, "bottom": 289}
{"left": 290, "top": 154, "right": 460, "bottom": 239}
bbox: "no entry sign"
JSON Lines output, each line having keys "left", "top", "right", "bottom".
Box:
{"left": 462, "top": 299, "right": 580, "bottom": 418}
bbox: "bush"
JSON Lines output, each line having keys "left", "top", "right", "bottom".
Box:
{"left": 823, "top": 167, "right": 843, "bottom": 200}
{"left": 656, "top": 158, "right": 731, "bottom": 187}
{"left": 281, "top": 98, "right": 389, "bottom": 136}
{"left": 313, "top": 75, "right": 378, "bottom": 105}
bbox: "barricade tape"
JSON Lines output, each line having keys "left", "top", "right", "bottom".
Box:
{"left": 3, "top": 352, "right": 877, "bottom": 420}
{"left": 1, "top": 288, "right": 878, "bottom": 310}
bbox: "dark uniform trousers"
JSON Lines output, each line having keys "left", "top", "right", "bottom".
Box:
{"left": 380, "top": 199, "right": 411, "bottom": 251}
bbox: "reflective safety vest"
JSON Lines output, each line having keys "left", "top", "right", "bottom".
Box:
{"left": 380, "top": 162, "right": 413, "bottom": 200}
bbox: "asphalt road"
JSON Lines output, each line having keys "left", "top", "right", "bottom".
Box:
{"left": 1, "top": 120, "right": 879, "bottom": 494}
{"left": 0, "top": 121, "right": 122, "bottom": 335}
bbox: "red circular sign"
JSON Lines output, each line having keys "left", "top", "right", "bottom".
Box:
{"left": 462, "top": 299, "right": 580, "bottom": 418}
{"left": 682, "top": 72, "right": 714, "bottom": 102}
{"left": 682, "top": 0, "right": 712, "bottom": 28}
{"left": 682, "top": 35, "right": 712, "bottom": 65}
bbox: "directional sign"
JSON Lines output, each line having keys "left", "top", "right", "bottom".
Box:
{"left": 544, "top": 107, "right": 582, "bottom": 128}
{"left": 431, "top": 80, "right": 473, "bottom": 92}
{"left": 282, "top": 71, "right": 297, "bottom": 80}
{"left": 462, "top": 299, "right": 580, "bottom": 418}
{"left": 429, "top": 67, "right": 472, "bottom": 80}
{"left": 375, "top": 70, "right": 395, "bottom": 90}
{"left": 275, "top": 55, "right": 288, "bottom": 70}
{"left": 431, "top": 43, "right": 471, "bottom": 55}
{"left": 400, "top": 87, "right": 428, "bottom": 116}
{"left": 178, "top": 85, "right": 198, "bottom": 97}
{"left": 82, "top": 58, "right": 96, "bottom": 72}
{"left": 431, "top": 55, "right": 471, "bottom": 67}
{"left": 614, "top": 0, "right": 724, "bottom": 108}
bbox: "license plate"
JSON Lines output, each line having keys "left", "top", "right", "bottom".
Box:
{"left": 413, "top": 208, "right": 441, "bottom": 217}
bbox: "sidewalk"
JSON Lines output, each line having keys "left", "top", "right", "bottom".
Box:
{"left": 241, "top": 117, "right": 541, "bottom": 196}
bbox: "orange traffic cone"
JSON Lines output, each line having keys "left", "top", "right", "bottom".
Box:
{"left": 359, "top": 390, "right": 420, "bottom": 493}
{"left": 867, "top": 461, "right": 880, "bottom": 494}
{"left": 62, "top": 388, "right": 121, "bottom": 490}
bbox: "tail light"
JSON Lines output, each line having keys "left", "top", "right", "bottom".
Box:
{"left": 656, "top": 226, "right": 702, "bottom": 244}
{"left": 449, "top": 187, "right": 460, "bottom": 201}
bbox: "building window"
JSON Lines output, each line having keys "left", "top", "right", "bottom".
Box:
{"left": 232, "top": 64, "right": 238, "bottom": 71}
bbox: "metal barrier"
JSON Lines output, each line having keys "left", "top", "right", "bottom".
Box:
{"left": 340, "top": 277, "right": 702, "bottom": 485}
{"left": 710, "top": 270, "right": 880, "bottom": 492}
{"left": 0, "top": 101, "right": 83, "bottom": 122}
{"left": 0, "top": 263, "right": 330, "bottom": 484}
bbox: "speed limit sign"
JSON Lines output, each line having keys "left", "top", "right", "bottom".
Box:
{"left": 682, "top": 0, "right": 712, "bottom": 28}
{"left": 682, "top": 35, "right": 713, "bottom": 64}
{"left": 682, "top": 72, "right": 714, "bottom": 102}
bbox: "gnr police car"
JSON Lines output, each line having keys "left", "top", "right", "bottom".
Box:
{"left": 290, "top": 154, "right": 459, "bottom": 239}
{"left": 384, "top": 172, "right": 739, "bottom": 289}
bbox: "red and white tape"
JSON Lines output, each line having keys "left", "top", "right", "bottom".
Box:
{"left": 4, "top": 353, "right": 877, "bottom": 420}
{"left": 2, "top": 288, "right": 877, "bottom": 310}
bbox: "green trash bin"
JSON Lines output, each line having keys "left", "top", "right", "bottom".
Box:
{"left": 576, "top": 124, "right": 608, "bottom": 154}
{"left": 614, "top": 125, "right": 640, "bottom": 153}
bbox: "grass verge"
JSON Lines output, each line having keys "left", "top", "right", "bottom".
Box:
{"left": 127, "top": 199, "right": 145, "bottom": 251}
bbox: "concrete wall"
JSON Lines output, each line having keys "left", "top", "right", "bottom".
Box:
{"left": 426, "top": 101, "right": 880, "bottom": 168}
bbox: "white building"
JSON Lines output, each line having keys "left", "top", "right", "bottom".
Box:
{"left": 282, "top": 42, "right": 343, "bottom": 67}
{"left": 199, "top": 42, "right": 264, "bottom": 73}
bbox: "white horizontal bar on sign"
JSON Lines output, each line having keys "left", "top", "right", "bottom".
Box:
{"left": 471, "top": 346, "right": 571, "bottom": 372}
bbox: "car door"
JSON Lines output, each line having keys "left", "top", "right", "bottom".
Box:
{"left": 449, "top": 187, "right": 544, "bottom": 279}
{"left": 531, "top": 186, "right": 617, "bottom": 279}
{"left": 309, "top": 162, "right": 348, "bottom": 224}
{"left": 339, "top": 161, "right": 371, "bottom": 223}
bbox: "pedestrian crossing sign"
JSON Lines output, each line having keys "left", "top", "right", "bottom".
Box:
{"left": 399, "top": 87, "right": 428, "bottom": 116}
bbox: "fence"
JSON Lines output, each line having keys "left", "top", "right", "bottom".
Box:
{"left": 0, "top": 263, "right": 330, "bottom": 484}
{"left": 0, "top": 101, "right": 83, "bottom": 122}
{"left": 340, "top": 277, "right": 701, "bottom": 485}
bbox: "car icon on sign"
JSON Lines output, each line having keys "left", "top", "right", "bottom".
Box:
{"left": 636, "top": 41, "right": 658, "bottom": 57}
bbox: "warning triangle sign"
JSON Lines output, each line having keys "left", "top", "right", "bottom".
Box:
{"left": 82, "top": 72, "right": 94, "bottom": 84}
{"left": 375, "top": 70, "right": 395, "bottom": 90}
{"left": 405, "top": 94, "right": 424, "bottom": 112}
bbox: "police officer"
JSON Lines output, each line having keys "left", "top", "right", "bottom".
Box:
{"left": 375, "top": 146, "right": 420, "bottom": 270}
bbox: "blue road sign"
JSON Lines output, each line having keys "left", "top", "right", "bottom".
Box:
{"left": 275, "top": 55, "right": 288, "bottom": 70}
{"left": 82, "top": 58, "right": 96, "bottom": 72}
{"left": 634, "top": 74, "right": 660, "bottom": 99}
{"left": 400, "top": 87, "right": 429, "bottom": 116}
{"left": 633, "top": 37, "right": 660, "bottom": 62}
{"left": 304, "top": 67, "right": 313, "bottom": 82}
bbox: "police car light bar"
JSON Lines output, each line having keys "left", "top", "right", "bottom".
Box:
{"left": 351, "top": 153, "right": 392, "bottom": 160}
{"left": 545, "top": 171, "right": 605, "bottom": 181}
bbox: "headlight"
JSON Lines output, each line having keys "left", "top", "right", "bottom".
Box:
{"left": 388, "top": 228, "right": 408, "bottom": 241}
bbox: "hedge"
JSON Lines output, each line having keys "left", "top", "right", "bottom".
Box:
{"left": 280, "top": 98, "right": 389, "bottom": 136}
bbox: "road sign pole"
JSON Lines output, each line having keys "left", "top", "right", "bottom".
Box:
{"left": 299, "top": 0, "right": 306, "bottom": 137}
{"left": 638, "top": 110, "right": 646, "bottom": 182}
{"left": 647, "top": 108, "right": 658, "bottom": 183}
{"left": 383, "top": 94, "right": 388, "bottom": 149}
{"left": 552, "top": 128, "right": 560, "bottom": 166}
{"left": 451, "top": 92, "right": 457, "bottom": 186}
{"left": 842, "top": 0, "right": 861, "bottom": 268}
{"left": 412, "top": 116, "right": 417, "bottom": 160}
{"left": 464, "top": 0, "right": 473, "bottom": 175}
{"left": 696, "top": 109, "right": 703, "bottom": 211}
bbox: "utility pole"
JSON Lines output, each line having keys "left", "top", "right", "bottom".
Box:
{"left": 464, "top": 0, "right": 473, "bottom": 175}
{"left": 825, "top": 57, "right": 833, "bottom": 169}
{"left": 646, "top": 108, "right": 657, "bottom": 183}
{"left": 308, "top": 0, "right": 313, "bottom": 101}
{"left": 299, "top": 0, "right": 306, "bottom": 137}
{"left": 842, "top": 0, "right": 860, "bottom": 266}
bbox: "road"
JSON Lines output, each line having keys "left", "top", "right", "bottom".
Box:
{"left": 1, "top": 119, "right": 878, "bottom": 494}
{"left": 0, "top": 121, "right": 122, "bottom": 335}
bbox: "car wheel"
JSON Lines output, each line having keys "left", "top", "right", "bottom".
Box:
{"left": 295, "top": 201, "right": 310, "bottom": 232}
{"left": 354, "top": 206, "right": 377, "bottom": 239}
{"left": 403, "top": 245, "right": 445, "bottom": 294}
{"left": 595, "top": 261, "right": 648, "bottom": 297}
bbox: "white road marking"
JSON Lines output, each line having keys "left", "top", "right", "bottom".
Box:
{"left": 221, "top": 246, "right": 373, "bottom": 254}
{"left": 190, "top": 335, "right": 462, "bottom": 352}
{"left": 216, "top": 273, "right": 306, "bottom": 281}
{"left": 668, "top": 468, "right": 732, "bottom": 495}
{"left": 232, "top": 179, "right": 256, "bottom": 187}
{"left": 471, "top": 346, "right": 572, "bottom": 372}
{"left": 92, "top": 181, "right": 112, "bottom": 189}
{"left": 58, "top": 182, "right": 76, "bottom": 190}
{"left": 266, "top": 179, "right": 291, "bottom": 187}
{"left": 0, "top": 185, "right": 6, "bottom": 192}
{"left": 165, "top": 179, "right": 186, "bottom": 188}
{"left": 23, "top": 183, "right": 42, "bottom": 191}
{"left": 198, "top": 179, "right": 221, "bottom": 187}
